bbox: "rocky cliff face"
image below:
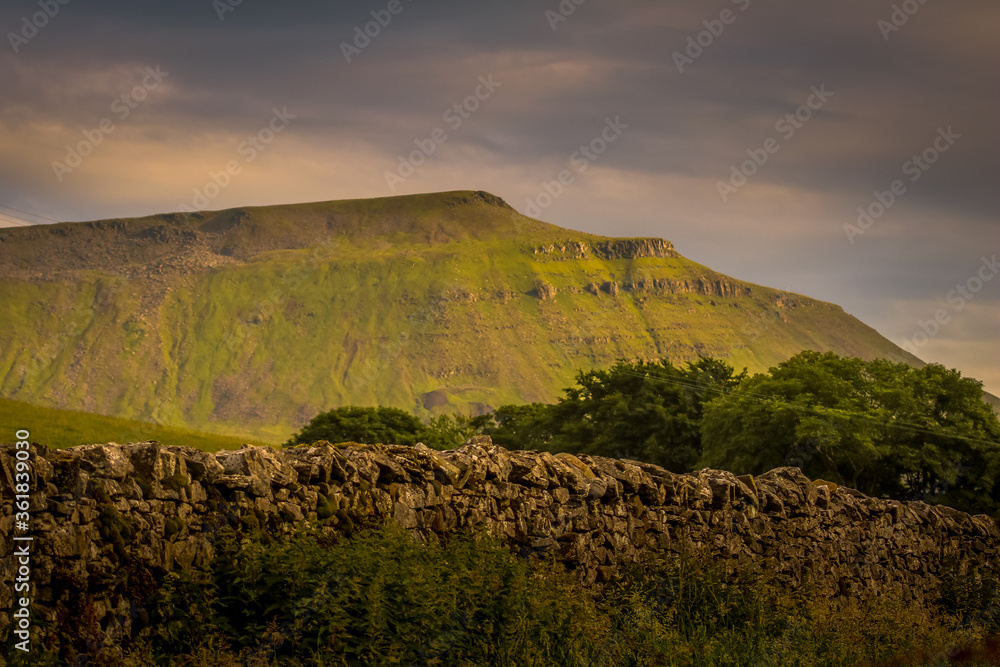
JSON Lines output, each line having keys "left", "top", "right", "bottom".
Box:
{"left": 2, "top": 438, "right": 998, "bottom": 649}
{"left": 532, "top": 238, "right": 677, "bottom": 260}
{"left": 620, "top": 277, "right": 751, "bottom": 298}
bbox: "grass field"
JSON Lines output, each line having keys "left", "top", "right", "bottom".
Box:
{"left": 0, "top": 397, "right": 272, "bottom": 451}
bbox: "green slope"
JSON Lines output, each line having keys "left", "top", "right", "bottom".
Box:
{"left": 0, "top": 190, "right": 924, "bottom": 442}
{"left": 0, "top": 397, "right": 269, "bottom": 451}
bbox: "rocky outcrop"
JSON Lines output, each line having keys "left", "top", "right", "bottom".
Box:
{"left": 591, "top": 238, "right": 677, "bottom": 260}
{"left": 532, "top": 282, "right": 558, "bottom": 300}
{"left": 2, "top": 439, "right": 998, "bottom": 648}
{"left": 621, "top": 277, "right": 752, "bottom": 298}
{"left": 532, "top": 238, "right": 677, "bottom": 261}
{"left": 594, "top": 277, "right": 751, "bottom": 298}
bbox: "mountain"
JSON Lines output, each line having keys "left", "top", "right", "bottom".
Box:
{"left": 0, "top": 190, "right": 926, "bottom": 442}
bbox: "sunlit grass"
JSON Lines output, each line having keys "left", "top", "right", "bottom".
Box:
{"left": 0, "top": 397, "right": 272, "bottom": 451}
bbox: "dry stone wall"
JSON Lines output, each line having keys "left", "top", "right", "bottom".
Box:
{"left": 2, "top": 437, "right": 999, "bottom": 647}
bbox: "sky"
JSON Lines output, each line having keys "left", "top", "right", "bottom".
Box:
{"left": 1, "top": 0, "right": 997, "bottom": 394}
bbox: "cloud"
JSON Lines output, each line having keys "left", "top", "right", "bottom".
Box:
{"left": 0, "top": 0, "right": 996, "bottom": 392}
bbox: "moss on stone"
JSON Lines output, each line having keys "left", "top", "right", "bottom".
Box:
{"left": 134, "top": 475, "right": 154, "bottom": 498}
{"left": 241, "top": 513, "right": 260, "bottom": 532}
{"left": 96, "top": 490, "right": 136, "bottom": 560}
{"left": 316, "top": 493, "right": 338, "bottom": 520}
{"left": 812, "top": 479, "right": 839, "bottom": 492}
{"left": 92, "top": 482, "right": 112, "bottom": 506}
{"left": 333, "top": 441, "right": 366, "bottom": 449}
{"left": 164, "top": 517, "right": 184, "bottom": 539}
{"left": 162, "top": 472, "right": 190, "bottom": 492}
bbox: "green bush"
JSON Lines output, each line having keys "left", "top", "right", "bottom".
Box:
{"left": 144, "top": 528, "right": 600, "bottom": 665}
{"left": 121, "top": 524, "right": 1000, "bottom": 666}
{"left": 285, "top": 405, "right": 486, "bottom": 450}
{"left": 285, "top": 405, "right": 433, "bottom": 448}
{"left": 481, "top": 357, "right": 746, "bottom": 472}
{"left": 144, "top": 523, "right": 607, "bottom": 665}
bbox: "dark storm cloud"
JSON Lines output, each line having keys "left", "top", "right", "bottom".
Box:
{"left": 0, "top": 0, "right": 996, "bottom": 387}
{"left": 1, "top": 0, "right": 996, "bottom": 218}
{"left": 4, "top": 1, "right": 994, "bottom": 181}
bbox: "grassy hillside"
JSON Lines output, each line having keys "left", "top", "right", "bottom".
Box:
{"left": 0, "top": 397, "right": 270, "bottom": 451}
{"left": 0, "top": 190, "right": 925, "bottom": 442}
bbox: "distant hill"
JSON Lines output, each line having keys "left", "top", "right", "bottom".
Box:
{"left": 0, "top": 190, "right": 931, "bottom": 442}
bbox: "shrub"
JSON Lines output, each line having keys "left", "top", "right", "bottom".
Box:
{"left": 145, "top": 523, "right": 608, "bottom": 665}
{"left": 118, "top": 524, "right": 1000, "bottom": 666}
{"left": 284, "top": 406, "right": 431, "bottom": 448}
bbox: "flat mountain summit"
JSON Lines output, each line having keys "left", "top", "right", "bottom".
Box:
{"left": 0, "top": 190, "right": 924, "bottom": 441}
{"left": 1, "top": 190, "right": 523, "bottom": 279}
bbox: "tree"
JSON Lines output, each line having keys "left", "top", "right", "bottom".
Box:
{"left": 699, "top": 351, "right": 1000, "bottom": 514}
{"left": 492, "top": 357, "right": 746, "bottom": 472}
{"left": 700, "top": 352, "right": 889, "bottom": 493}
{"left": 286, "top": 406, "right": 490, "bottom": 450}
{"left": 285, "top": 406, "right": 431, "bottom": 448}
{"left": 477, "top": 403, "right": 554, "bottom": 451}
{"left": 878, "top": 363, "right": 1000, "bottom": 513}
{"left": 424, "top": 413, "right": 490, "bottom": 450}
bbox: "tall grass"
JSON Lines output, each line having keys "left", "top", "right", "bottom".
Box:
{"left": 9, "top": 522, "right": 995, "bottom": 666}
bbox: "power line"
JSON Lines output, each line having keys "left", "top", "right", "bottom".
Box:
{"left": 0, "top": 214, "right": 33, "bottom": 227}
{"left": 0, "top": 205, "right": 63, "bottom": 226}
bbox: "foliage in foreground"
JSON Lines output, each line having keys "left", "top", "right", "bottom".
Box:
{"left": 10, "top": 523, "right": 997, "bottom": 666}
